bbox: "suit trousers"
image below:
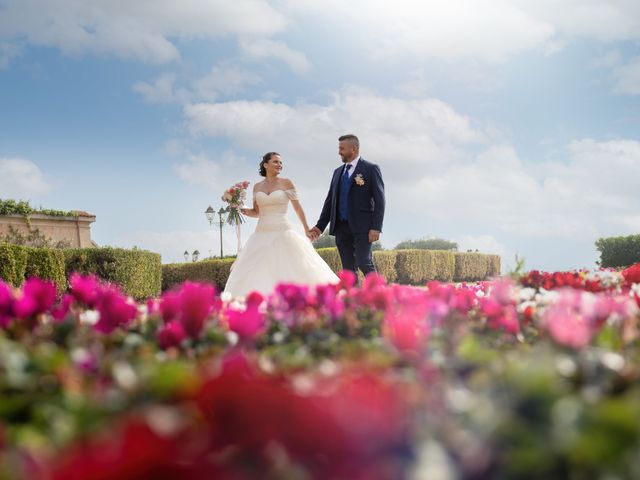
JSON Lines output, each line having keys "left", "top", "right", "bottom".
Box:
{"left": 334, "top": 219, "right": 376, "bottom": 276}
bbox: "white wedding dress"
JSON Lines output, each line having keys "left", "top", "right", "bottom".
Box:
{"left": 223, "top": 189, "right": 339, "bottom": 298}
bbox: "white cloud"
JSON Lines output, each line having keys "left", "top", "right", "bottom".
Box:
{"left": 0, "top": 0, "right": 288, "bottom": 63}
{"left": 283, "top": 0, "right": 640, "bottom": 63}
{"left": 0, "top": 158, "right": 51, "bottom": 197}
{"left": 192, "top": 64, "right": 261, "bottom": 100}
{"left": 240, "top": 38, "right": 311, "bottom": 74}
{"left": 173, "top": 150, "right": 248, "bottom": 190}
{"left": 133, "top": 73, "right": 189, "bottom": 104}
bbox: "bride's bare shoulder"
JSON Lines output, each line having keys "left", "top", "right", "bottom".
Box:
{"left": 280, "top": 178, "right": 295, "bottom": 189}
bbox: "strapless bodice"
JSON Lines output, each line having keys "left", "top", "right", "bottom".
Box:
{"left": 255, "top": 189, "right": 294, "bottom": 232}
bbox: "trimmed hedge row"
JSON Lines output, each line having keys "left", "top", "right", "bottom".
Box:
{"left": 163, "top": 248, "right": 501, "bottom": 291}
{"left": 162, "top": 258, "right": 236, "bottom": 292}
{"left": 0, "top": 243, "right": 66, "bottom": 293}
{"left": 595, "top": 234, "right": 640, "bottom": 268}
{"left": 0, "top": 244, "right": 162, "bottom": 299}
{"left": 64, "top": 247, "right": 162, "bottom": 299}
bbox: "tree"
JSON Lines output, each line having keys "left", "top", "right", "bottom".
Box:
{"left": 312, "top": 232, "right": 336, "bottom": 249}
{"left": 394, "top": 237, "right": 457, "bottom": 251}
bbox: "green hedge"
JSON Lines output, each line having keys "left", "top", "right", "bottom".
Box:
{"left": 25, "top": 247, "right": 67, "bottom": 293}
{"left": 0, "top": 243, "right": 28, "bottom": 287}
{"left": 162, "top": 258, "right": 236, "bottom": 292}
{"left": 373, "top": 251, "right": 398, "bottom": 284}
{"left": 395, "top": 249, "right": 456, "bottom": 284}
{"left": 64, "top": 247, "right": 162, "bottom": 299}
{"left": 0, "top": 244, "right": 161, "bottom": 299}
{"left": 595, "top": 234, "right": 640, "bottom": 268}
{"left": 0, "top": 243, "right": 66, "bottom": 293}
{"left": 454, "top": 252, "right": 501, "bottom": 282}
{"left": 316, "top": 248, "right": 342, "bottom": 273}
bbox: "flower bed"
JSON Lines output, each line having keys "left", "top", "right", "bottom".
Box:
{"left": 1, "top": 265, "right": 640, "bottom": 479}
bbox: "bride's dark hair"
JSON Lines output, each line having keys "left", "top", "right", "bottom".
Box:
{"left": 259, "top": 152, "right": 280, "bottom": 177}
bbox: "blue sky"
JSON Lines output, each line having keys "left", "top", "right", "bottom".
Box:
{"left": 1, "top": 0, "right": 639, "bottom": 270}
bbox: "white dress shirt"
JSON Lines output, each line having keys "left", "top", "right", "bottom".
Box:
{"left": 343, "top": 156, "right": 360, "bottom": 177}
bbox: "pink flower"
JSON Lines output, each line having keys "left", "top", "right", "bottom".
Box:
{"left": 543, "top": 289, "right": 594, "bottom": 348}
{"left": 226, "top": 291, "right": 266, "bottom": 341}
{"left": 383, "top": 287, "right": 431, "bottom": 354}
{"left": 94, "top": 285, "right": 138, "bottom": 334}
{"left": 242, "top": 181, "right": 250, "bottom": 189}
{"left": 356, "top": 273, "right": 392, "bottom": 310}
{"left": 159, "top": 291, "right": 181, "bottom": 323}
{"left": 478, "top": 278, "right": 520, "bottom": 334}
{"left": 337, "top": 270, "right": 357, "bottom": 290}
{"left": 271, "top": 283, "right": 311, "bottom": 327}
{"left": 315, "top": 284, "right": 344, "bottom": 320}
{"left": 176, "top": 282, "right": 217, "bottom": 339}
{"left": 13, "top": 277, "right": 57, "bottom": 319}
{"left": 157, "top": 320, "right": 186, "bottom": 349}
{"left": 0, "top": 281, "right": 14, "bottom": 328}
{"left": 69, "top": 273, "right": 100, "bottom": 307}
{"left": 51, "top": 294, "right": 74, "bottom": 322}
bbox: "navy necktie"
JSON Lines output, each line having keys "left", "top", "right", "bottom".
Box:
{"left": 339, "top": 164, "right": 352, "bottom": 221}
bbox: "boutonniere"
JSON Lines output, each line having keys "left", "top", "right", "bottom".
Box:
{"left": 354, "top": 173, "right": 365, "bottom": 186}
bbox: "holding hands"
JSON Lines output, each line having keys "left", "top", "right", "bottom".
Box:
{"left": 307, "top": 226, "right": 321, "bottom": 241}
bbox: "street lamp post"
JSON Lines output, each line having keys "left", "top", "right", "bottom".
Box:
{"left": 192, "top": 250, "right": 200, "bottom": 262}
{"left": 205, "top": 205, "right": 227, "bottom": 258}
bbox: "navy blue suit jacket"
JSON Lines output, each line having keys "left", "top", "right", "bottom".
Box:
{"left": 316, "top": 158, "right": 385, "bottom": 235}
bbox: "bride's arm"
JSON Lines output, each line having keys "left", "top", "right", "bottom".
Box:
{"left": 241, "top": 187, "right": 260, "bottom": 218}
{"left": 284, "top": 180, "right": 310, "bottom": 232}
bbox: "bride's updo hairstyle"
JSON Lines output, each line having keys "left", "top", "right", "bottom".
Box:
{"left": 259, "top": 152, "right": 280, "bottom": 177}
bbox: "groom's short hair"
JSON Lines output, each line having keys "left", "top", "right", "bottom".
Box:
{"left": 339, "top": 134, "right": 359, "bottom": 149}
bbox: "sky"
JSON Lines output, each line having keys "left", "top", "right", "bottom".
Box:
{"left": 1, "top": 0, "right": 639, "bottom": 271}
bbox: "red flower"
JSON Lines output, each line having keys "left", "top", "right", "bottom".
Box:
{"left": 622, "top": 263, "right": 640, "bottom": 286}
{"left": 194, "top": 353, "right": 412, "bottom": 478}
{"left": 44, "top": 419, "right": 186, "bottom": 480}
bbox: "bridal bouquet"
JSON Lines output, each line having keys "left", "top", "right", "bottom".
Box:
{"left": 222, "top": 181, "right": 250, "bottom": 226}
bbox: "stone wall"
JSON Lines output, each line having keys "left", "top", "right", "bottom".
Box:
{"left": 0, "top": 213, "right": 96, "bottom": 248}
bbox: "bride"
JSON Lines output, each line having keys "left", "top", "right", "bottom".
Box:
{"left": 223, "top": 152, "right": 339, "bottom": 298}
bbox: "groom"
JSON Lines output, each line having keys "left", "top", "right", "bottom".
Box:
{"left": 309, "top": 134, "right": 385, "bottom": 276}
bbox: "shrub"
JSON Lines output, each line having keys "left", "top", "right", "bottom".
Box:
{"left": 316, "top": 248, "right": 342, "bottom": 273}
{"left": 24, "top": 247, "right": 67, "bottom": 293}
{"left": 595, "top": 234, "right": 640, "bottom": 268}
{"left": 454, "top": 252, "right": 501, "bottom": 282}
{"left": 0, "top": 243, "right": 28, "bottom": 286}
{"left": 373, "top": 250, "right": 397, "bottom": 283}
{"left": 162, "top": 258, "right": 236, "bottom": 292}
{"left": 64, "top": 247, "right": 162, "bottom": 299}
{"left": 395, "top": 249, "right": 455, "bottom": 284}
